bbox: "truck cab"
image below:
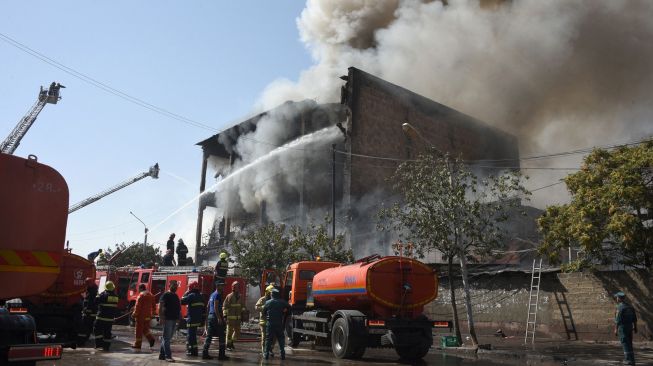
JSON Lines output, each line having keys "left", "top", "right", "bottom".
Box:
{"left": 263, "top": 261, "right": 340, "bottom": 308}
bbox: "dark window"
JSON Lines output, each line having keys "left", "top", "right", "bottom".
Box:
{"left": 140, "top": 273, "right": 150, "bottom": 283}
{"left": 128, "top": 272, "right": 138, "bottom": 291}
{"left": 118, "top": 276, "right": 130, "bottom": 299}
{"left": 299, "top": 270, "right": 316, "bottom": 281}
{"left": 285, "top": 271, "right": 294, "bottom": 287}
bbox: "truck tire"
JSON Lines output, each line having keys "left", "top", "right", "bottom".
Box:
{"left": 351, "top": 346, "right": 366, "bottom": 359}
{"left": 395, "top": 334, "right": 431, "bottom": 361}
{"left": 331, "top": 318, "right": 356, "bottom": 359}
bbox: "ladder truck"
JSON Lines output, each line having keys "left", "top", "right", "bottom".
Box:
{"left": 68, "top": 163, "right": 160, "bottom": 213}
{"left": 0, "top": 82, "right": 64, "bottom": 155}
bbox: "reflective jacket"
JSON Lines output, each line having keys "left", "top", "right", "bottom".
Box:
{"left": 214, "top": 259, "right": 228, "bottom": 279}
{"left": 82, "top": 285, "right": 99, "bottom": 317}
{"left": 133, "top": 290, "right": 156, "bottom": 320}
{"left": 255, "top": 295, "right": 270, "bottom": 325}
{"left": 96, "top": 290, "right": 119, "bottom": 322}
{"left": 222, "top": 291, "right": 244, "bottom": 321}
{"left": 181, "top": 290, "right": 205, "bottom": 327}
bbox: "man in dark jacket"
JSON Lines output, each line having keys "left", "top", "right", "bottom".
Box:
{"left": 614, "top": 291, "right": 638, "bottom": 365}
{"left": 263, "top": 289, "right": 291, "bottom": 360}
{"left": 78, "top": 278, "right": 98, "bottom": 345}
{"left": 167, "top": 233, "right": 176, "bottom": 252}
{"left": 181, "top": 281, "right": 204, "bottom": 356}
{"left": 176, "top": 239, "right": 189, "bottom": 266}
{"left": 93, "top": 281, "right": 119, "bottom": 351}
{"left": 87, "top": 248, "right": 103, "bottom": 262}
{"left": 214, "top": 252, "right": 229, "bottom": 284}
{"left": 202, "top": 281, "right": 229, "bottom": 360}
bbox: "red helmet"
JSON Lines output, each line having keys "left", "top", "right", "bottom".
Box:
{"left": 189, "top": 281, "right": 199, "bottom": 291}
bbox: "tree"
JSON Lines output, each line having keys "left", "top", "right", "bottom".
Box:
{"left": 378, "top": 148, "right": 529, "bottom": 346}
{"left": 538, "top": 141, "right": 653, "bottom": 268}
{"left": 103, "top": 242, "right": 163, "bottom": 267}
{"left": 231, "top": 220, "right": 354, "bottom": 287}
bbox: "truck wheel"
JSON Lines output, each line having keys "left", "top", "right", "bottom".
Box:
{"left": 395, "top": 335, "right": 431, "bottom": 361}
{"left": 331, "top": 318, "right": 355, "bottom": 359}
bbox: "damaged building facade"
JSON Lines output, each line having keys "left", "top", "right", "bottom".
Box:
{"left": 194, "top": 67, "right": 519, "bottom": 265}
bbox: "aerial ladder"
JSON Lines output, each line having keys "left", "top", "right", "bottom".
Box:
{"left": 1, "top": 82, "right": 64, "bottom": 154}
{"left": 68, "top": 163, "right": 160, "bottom": 213}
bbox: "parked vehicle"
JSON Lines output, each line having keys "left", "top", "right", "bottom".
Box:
{"left": 262, "top": 254, "right": 451, "bottom": 361}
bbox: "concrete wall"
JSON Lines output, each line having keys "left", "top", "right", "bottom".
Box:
{"left": 425, "top": 269, "right": 652, "bottom": 341}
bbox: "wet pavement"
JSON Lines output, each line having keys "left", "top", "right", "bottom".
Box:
{"left": 36, "top": 326, "right": 504, "bottom": 366}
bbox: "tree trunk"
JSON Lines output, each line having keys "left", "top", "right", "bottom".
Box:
{"left": 459, "top": 252, "right": 479, "bottom": 346}
{"left": 448, "top": 256, "right": 462, "bottom": 346}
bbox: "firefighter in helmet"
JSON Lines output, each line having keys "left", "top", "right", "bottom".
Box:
{"left": 181, "top": 281, "right": 204, "bottom": 356}
{"left": 78, "top": 277, "right": 98, "bottom": 345}
{"left": 255, "top": 284, "right": 276, "bottom": 355}
{"left": 214, "top": 252, "right": 229, "bottom": 284}
{"left": 131, "top": 283, "right": 156, "bottom": 349}
{"left": 93, "top": 281, "right": 119, "bottom": 351}
{"left": 223, "top": 281, "right": 245, "bottom": 350}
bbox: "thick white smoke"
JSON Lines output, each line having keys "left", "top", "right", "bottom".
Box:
{"left": 257, "top": 0, "right": 653, "bottom": 207}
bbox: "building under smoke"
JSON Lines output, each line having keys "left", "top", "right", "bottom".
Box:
{"left": 195, "top": 67, "right": 519, "bottom": 264}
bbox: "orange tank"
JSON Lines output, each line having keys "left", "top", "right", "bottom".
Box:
{"left": 0, "top": 154, "right": 69, "bottom": 299}
{"left": 23, "top": 252, "right": 96, "bottom": 307}
{"left": 311, "top": 256, "right": 438, "bottom": 318}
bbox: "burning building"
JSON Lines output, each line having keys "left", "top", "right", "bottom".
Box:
{"left": 195, "top": 67, "right": 518, "bottom": 264}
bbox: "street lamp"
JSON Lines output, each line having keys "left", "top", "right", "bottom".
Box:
{"left": 130, "top": 211, "right": 148, "bottom": 250}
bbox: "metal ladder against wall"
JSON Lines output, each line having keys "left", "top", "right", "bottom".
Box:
{"left": 525, "top": 258, "right": 543, "bottom": 345}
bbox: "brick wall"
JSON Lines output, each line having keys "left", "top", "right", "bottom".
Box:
{"left": 425, "top": 270, "right": 652, "bottom": 341}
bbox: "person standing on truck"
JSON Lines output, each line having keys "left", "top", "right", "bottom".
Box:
{"left": 181, "top": 281, "right": 204, "bottom": 356}
{"left": 78, "top": 277, "right": 98, "bottom": 345}
{"left": 87, "top": 248, "right": 103, "bottom": 262}
{"left": 176, "top": 239, "right": 189, "bottom": 266}
{"left": 263, "top": 288, "right": 291, "bottom": 360}
{"left": 131, "top": 283, "right": 156, "bottom": 349}
{"left": 255, "top": 285, "right": 275, "bottom": 356}
{"left": 167, "top": 233, "right": 176, "bottom": 252}
{"left": 159, "top": 280, "right": 181, "bottom": 362}
{"left": 614, "top": 291, "right": 638, "bottom": 365}
{"left": 93, "top": 281, "right": 119, "bottom": 351}
{"left": 202, "top": 280, "right": 229, "bottom": 360}
{"left": 223, "top": 281, "right": 244, "bottom": 351}
{"left": 214, "top": 252, "right": 229, "bottom": 284}
{"left": 162, "top": 249, "right": 176, "bottom": 266}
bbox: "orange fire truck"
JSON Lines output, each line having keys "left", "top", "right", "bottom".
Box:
{"left": 95, "top": 266, "right": 247, "bottom": 325}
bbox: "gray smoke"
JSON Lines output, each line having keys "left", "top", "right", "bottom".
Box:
{"left": 257, "top": 0, "right": 653, "bottom": 207}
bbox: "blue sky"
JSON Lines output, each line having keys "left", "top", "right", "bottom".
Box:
{"left": 0, "top": 1, "right": 312, "bottom": 258}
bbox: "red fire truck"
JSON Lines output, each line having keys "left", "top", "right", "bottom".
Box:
{"left": 95, "top": 266, "right": 247, "bottom": 325}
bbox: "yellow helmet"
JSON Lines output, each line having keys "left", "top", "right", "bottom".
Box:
{"left": 105, "top": 281, "right": 115, "bottom": 291}
{"left": 219, "top": 252, "right": 228, "bottom": 260}
{"left": 265, "top": 284, "right": 275, "bottom": 294}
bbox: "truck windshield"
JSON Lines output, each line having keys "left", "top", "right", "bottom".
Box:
{"left": 299, "top": 270, "right": 316, "bottom": 280}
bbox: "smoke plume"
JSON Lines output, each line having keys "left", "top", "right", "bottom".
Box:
{"left": 257, "top": 0, "right": 653, "bottom": 206}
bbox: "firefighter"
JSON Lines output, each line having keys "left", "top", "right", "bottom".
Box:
{"left": 255, "top": 284, "right": 275, "bottom": 355}
{"left": 78, "top": 277, "right": 98, "bottom": 345}
{"left": 223, "top": 281, "right": 244, "bottom": 350}
{"left": 214, "top": 252, "right": 229, "bottom": 284}
{"left": 202, "top": 280, "right": 228, "bottom": 360}
{"left": 131, "top": 283, "right": 156, "bottom": 349}
{"left": 181, "top": 281, "right": 204, "bottom": 356}
{"left": 176, "top": 238, "right": 189, "bottom": 266}
{"left": 263, "top": 288, "right": 291, "bottom": 360}
{"left": 93, "top": 281, "right": 119, "bottom": 351}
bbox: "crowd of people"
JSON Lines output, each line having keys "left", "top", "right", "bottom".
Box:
{"left": 77, "top": 249, "right": 292, "bottom": 363}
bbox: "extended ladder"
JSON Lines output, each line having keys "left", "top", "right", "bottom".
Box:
{"left": 525, "top": 258, "right": 542, "bottom": 345}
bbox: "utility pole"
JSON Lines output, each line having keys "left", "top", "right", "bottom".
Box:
{"left": 332, "top": 144, "right": 336, "bottom": 242}
{"left": 130, "top": 211, "right": 148, "bottom": 254}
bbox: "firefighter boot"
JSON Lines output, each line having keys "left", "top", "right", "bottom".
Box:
{"left": 201, "top": 351, "right": 212, "bottom": 360}
{"left": 218, "top": 344, "right": 229, "bottom": 360}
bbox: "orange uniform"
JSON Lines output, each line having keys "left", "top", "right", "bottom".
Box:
{"left": 132, "top": 290, "right": 156, "bottom": 348}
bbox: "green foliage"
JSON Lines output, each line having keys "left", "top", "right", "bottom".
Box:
{"left": 377, "top": 148, "right": 530, "bottom": 261}
{"left": 231, "top": 219, "right": 353, "bottom": 287}
{"left": 538, "top": 141, "right": 653, "bottom": 268}
{"left": 103, "top": 242, "right": 163, "bottom": 267}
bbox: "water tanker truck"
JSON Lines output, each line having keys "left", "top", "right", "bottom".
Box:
{"left": 262, "top": 254, "right": 450, "bottom": 361}
{"left": 0, "top": 153, "right": 66, "bottom": 364}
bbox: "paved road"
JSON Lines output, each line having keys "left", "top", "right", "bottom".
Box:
{"left": 38, "top": 326, "right": 506, "bottom": 366}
